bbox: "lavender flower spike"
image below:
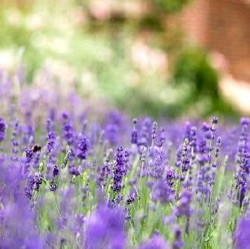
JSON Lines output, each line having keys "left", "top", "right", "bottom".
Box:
{"left": 235, "top": 214, "right": 250, "bottom": 249}
{"left": 0, "top": 117, "right": 7, "bottom": 142}
{"left": 85, "top": 203, "right": 126, "bottom": 249}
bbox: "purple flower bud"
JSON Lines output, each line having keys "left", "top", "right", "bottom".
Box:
{"left": 212, "top": 116, "right": 218, "bottom": 124}
{"left": 241, "top": 117, "right": 250, "bottom": 126}
{"left": 49, "top": 180, "right": 58, "bottom": 191}
{"left": 202, "top": 122, "right": 210, "bottom": 132}
{"left": 69, "top": 165, "right": 80, "bottom": 176}
{"left": 53, "top": 165, "right": 60, "bottom": 177}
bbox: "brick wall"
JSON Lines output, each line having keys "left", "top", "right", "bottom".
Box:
{"left": 179, "top": 0, "right": 209, "bottom": 45}
{"left": 208, "top": 0, "right": 250, "bottom": 82}
{"left": 178, "top": 0, "right": 250, "bottom": 82}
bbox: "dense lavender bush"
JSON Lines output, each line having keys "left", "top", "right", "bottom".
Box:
{"left": 0, "top": 73, "right": 250, "bottom": 249}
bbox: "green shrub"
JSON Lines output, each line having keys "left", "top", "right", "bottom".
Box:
{"left": 173, "top": 47, "right": 235, "bottom": 116}
{"left": 152, "top": 0, "right": 192, "bottom": 13}
{"left": 173, "top": 47, "right": 219, "bottom": 98}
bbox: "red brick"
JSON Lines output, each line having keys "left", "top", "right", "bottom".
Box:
{"left": 175, "top": 0, "right": 250, "bottom": 82}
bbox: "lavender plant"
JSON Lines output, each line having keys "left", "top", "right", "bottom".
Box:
{"left": 0, "top": 74, "right": 249, "bottom": 249}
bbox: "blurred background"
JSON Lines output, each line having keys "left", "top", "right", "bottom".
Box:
{"left": 0, "top": 0, "right": 250, "bottom": 119}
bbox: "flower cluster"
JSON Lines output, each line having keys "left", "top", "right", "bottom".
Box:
{"left": 1, "top": 77, "right": 250, "bottom": 248}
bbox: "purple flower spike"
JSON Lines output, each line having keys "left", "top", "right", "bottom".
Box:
{"left": 85, "top": 204, "right": 126, "bottom": 249}
{"left": 47, "top": 118, "right": 56, "bottom": 155}
{"left": 176, "top": 190, "right": 192, "bottom": 218}
{"left": 173, "top": 228, "right": 184, "bottom": 249}
{"left": 131, "top": 119, "right": 138, "bottom": 145}
{"left": 235, "top": 215, "right": 250, "bottom": 249}
{"left": 240, "top": 117, "right": 250, "bottom": 126}
{"left": 62, "top": 111, "right": 75, "bottom": 146}
{"left": 212, "top": 116, "right": 218, "bottom": 124}
{"left": 152, "top": 179, "right": 175, "bottom": 204}
{"left": 112, "top": 146, "right": 128, "bottom": 193}
{"left": 53, "top": 165, "right": 60, "bottom": 177}
{"left": 69, "top": 165, "right": 80, "bottom": 176}
{"left": 139, "top": 234, "right": 170, "bottom": 249}
{"left": 126, "top": 187, "right": 138, "bottom": 205}
{"left": 0, "top": 117, "right": 7, "bottom": 142}
{"left": 77, "top": 136, "right": 88, "bottom": 160}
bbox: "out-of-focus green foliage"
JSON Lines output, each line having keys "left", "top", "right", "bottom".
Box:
{"left": 173, "top": 47, "right": 235, "bottom": 117}
{"left": 174, "top": 47, "right": 219, "bottom": 98}
{"left": 0, "top": 0, "right": 237, "bottom": 119}
{"left": 152, "top": 0, "right": 192, "bottom": 13}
